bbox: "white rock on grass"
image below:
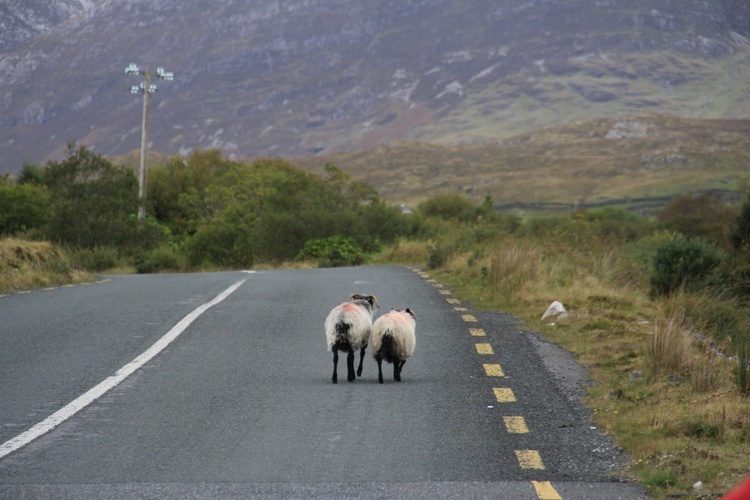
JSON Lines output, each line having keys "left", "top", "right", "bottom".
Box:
{"left": 542, "top": 301, "right": 570, "bottom": 321}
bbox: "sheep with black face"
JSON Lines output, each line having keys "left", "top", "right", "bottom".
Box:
{"left": 324, "top": 294, "right": 380, "bottom": 383}
{"left": 370, "top": 308, "right": 417, "bottom": 384}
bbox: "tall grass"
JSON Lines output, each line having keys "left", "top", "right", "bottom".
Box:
{"left": 373, "top": 239, "right": 429, "bottom": 265}
{"left": 648, "top": 307, "right": 694, "bottom": 378}
{"left": 488, "top": 240, "right": 545, "bottom": 302}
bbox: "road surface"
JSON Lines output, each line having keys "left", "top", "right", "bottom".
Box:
{"left": 0, "top": 266, "right": 648, "bottom": 498}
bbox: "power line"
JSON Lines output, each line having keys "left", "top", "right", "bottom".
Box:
{"left": 153, "top": 102, "right": 178, "bottom": 149}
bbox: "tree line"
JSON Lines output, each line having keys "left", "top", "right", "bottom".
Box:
{"left": 0, "top": 143, "right": 414, "bottom": 271}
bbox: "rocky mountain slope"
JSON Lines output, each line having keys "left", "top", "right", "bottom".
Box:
{"left": 1, "top": 0, "right": 750, "bottom": 173}
{"left": 0, "top": 0, "right": 95, "bottom": 53}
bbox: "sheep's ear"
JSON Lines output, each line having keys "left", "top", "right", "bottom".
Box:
{"left": 369, "top": 295, "right": 381, "bottom": 308}
{"left": 405, "top": 308, "right": 417, "bottom": 319}
{"left": 350, "top": 293, "right": 364, "bottom": 300}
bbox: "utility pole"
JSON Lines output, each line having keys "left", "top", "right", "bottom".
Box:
{"left": 125, "top": 63, "right": 174, "bottom": 222}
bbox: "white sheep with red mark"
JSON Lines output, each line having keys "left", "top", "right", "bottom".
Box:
{"left": 325, "top": 294, "right": 380, "bottom": 383}
{"left": 370, "top": 308, "right": 417, "bottom": 384}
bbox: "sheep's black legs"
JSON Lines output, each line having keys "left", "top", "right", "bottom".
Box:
{"left": 346, "top": 349, "right": 356, "bottom": 382}
{"left": 376, "top": 358, "right": 406, "bottom": 383}
{"left": 333, "top": 346, "right": 359, "bottom": 383}
{"left": 394, "top": 360, "right": 406, "bottom": 382}
{"left": 332, "top": 350, "right": 339, "bottom": 383}
{"left": 356, "top": 346, "right": 367, "bottom": 377}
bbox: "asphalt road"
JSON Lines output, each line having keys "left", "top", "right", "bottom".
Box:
{"left": 0, "top": 267, "right": 648, "bottom": 499}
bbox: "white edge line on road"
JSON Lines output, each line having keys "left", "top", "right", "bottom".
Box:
{"left": 0, "top": 278, "right": 248, "bottom": 460}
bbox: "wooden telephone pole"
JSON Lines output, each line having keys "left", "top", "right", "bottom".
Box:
{"left": 125, "top": 63, "right": 174, "bottom": 221}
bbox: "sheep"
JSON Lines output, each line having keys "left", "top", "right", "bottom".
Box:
{"left": 370, "top": 308, "right": 417, "bottom": 384}
{"left": 325, "top": 294, "right": 381, "bottom": 383}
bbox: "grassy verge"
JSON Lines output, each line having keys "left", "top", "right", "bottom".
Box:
{"left": 0, "top": 238, "right": 95, "bottom": 293}
{"left": 375, "top": 223, "right": 750, "bottom": 499}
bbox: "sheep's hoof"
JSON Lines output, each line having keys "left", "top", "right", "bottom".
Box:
{"left": 332, "top": 376, "right": 337, "bottom": 384}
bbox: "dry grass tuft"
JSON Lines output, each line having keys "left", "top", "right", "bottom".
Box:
{"left": 0, "top": 238, "right": 93, "bottom": 292}
{"left": 374, "top": 240, "right": 430, "bottom": 265}
{"left": 648, "top": 307, "right": 695, "bottom": 379}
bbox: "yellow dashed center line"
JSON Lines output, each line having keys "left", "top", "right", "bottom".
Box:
{"left": 532, "top": 481, "right": 562, "bottom": 499}
{"left": 515, "top": 449, "right": 545, "bottom": 470}
{"left": 423, "top": 266, "right": 553, "bottom": 492}
{"left": 483, "top": 363, "right": 504, "bottom": 377}
{"left": 503, "top": 416, "right": 529, "bottom": 434}
{"left": 475, "top": 343, "right": 494, "bottom": 355}
{"left": 493, "top": 387, "right": 516, "bottom": 402}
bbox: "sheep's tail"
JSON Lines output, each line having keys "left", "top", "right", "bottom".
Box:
{"left": 379, "top": 332, "right": 399, "bottom": 363}
{"left": 335, "top": 322, "right": 351, "bottom": 346}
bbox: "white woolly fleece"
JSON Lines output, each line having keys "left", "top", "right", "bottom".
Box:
{"left": 324, "top": 301, "right": 375, "bottom": 351}
{"left": 370, "top": 309, "right": 416, "bottom": 361}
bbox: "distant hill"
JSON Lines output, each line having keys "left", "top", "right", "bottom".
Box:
{"left": 2, "top": 1, "right": 750, "bottom": 174}
{"left": 294, "top": 114, "right": 750, "bottom": 211}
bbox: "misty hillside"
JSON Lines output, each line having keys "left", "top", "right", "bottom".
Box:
{"left": 2, "top": 0, "right": 750, "bottom": 174}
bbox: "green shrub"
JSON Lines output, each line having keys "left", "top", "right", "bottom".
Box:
{"left": 417, "top": 194, "right": 479, "bottom": 222}
{"left": 658, "top": 193, "right": 735, "bottom": 248}
{"left": 649, "top": 235, "right": 723, "bottom": 297}
{"left": 297, "top": 236, "right": 364, "bottom": 267}
{"left": 185, "top": 220, "right": 254, "bottom": 268}
{"left": 43, "top": 143, "right": 144, "bottom": 249}
{"left": 0, "top": 183, "right": 50, "bottom": 235}
{"left": 427, "top": 241, "right": 453, "bottom": 269}
{"left": 70, "top": 246, "right": 121, "bottom": 272}
{"left": 643, "top": 469, "right": 679, "bottom": 489}
{"left": 135, "top": 245, "right": 185, "bottom": 274}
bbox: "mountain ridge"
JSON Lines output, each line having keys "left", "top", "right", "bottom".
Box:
{"left": 2, "top": 1, "right": 750, "bottom": 173}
